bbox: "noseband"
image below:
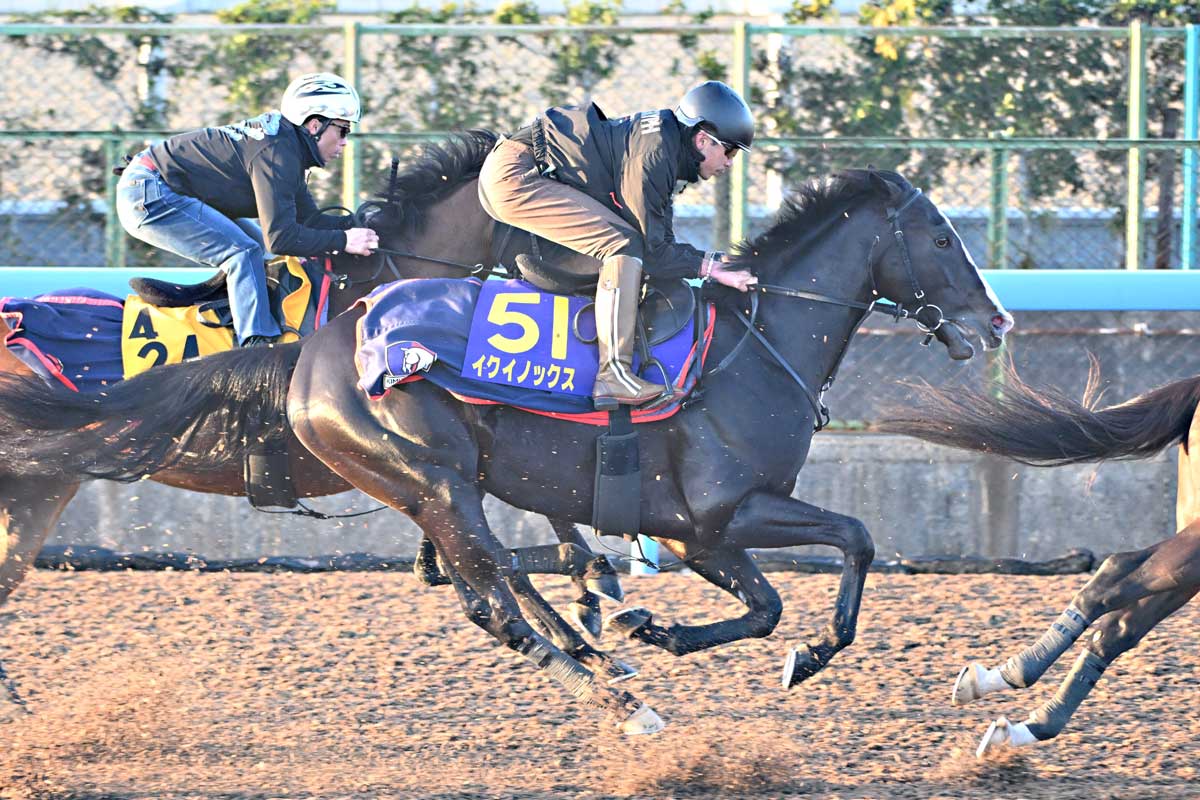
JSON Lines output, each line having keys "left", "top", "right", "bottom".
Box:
{"left": 710, "top": 186, "right": 944, "bottom": 431}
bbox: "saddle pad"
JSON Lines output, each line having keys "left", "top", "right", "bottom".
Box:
{"left": 0, "top": 288, "right": 125, "bottom": 393}
{"left": 354, "top": 277, "right": 715, "bottom": 425}
{"left": 1, "top": 257, "right": 329, "bottom": 393}
{"left": 121, "top": 256, "right": 320, "bottom": 379}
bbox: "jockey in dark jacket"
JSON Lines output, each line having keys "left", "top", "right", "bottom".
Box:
{"left": 479, "top": 81, "right": 758, "bottom": 408}
{"left": 116, "top": 73, "right": 379, "bottom": 347}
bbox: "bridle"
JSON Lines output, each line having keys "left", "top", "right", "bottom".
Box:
{"left": 706, "top": 186, "right": 946, "bottom": 432}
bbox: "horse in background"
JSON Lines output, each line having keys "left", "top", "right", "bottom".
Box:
{"left": 0, "top": 168, "right": 1012, "bottom": 733}
{"left": 880, "top": 360, "right": 1200, "bottom": 755}
{"left": 0, "top": 131, "right": 628, "bottom": 719}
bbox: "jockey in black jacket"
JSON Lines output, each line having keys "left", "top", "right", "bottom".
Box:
{"left": 479, "top": 81, "right": 758, "bottom": 408}
{"left": 116, "top": 73, "right": 379, "bottom": 347}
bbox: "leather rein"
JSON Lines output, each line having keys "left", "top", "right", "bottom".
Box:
{"left": 705, "top": 187, "right": 943, "bottom": 432}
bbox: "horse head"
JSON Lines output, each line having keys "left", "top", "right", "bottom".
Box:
{"left": 862, "top": 170, "right": 1012, "bottom": 359}
{"left": 741, "top": 168, "right": 1012, "bottom": 364}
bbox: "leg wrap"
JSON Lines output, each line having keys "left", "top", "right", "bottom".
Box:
{"left": 518, "top": 634, "right": 596, "bottom": 704}
{"left": 1001, "top": 605, "right": 1088, "bottom": 688}
{"left": 1024, "top": 649, "right": 1107, "bottom": 741}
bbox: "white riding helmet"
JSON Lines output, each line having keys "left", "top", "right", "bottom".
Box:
{"left": 280, "top": 73, "right": 362, "bottom": 126}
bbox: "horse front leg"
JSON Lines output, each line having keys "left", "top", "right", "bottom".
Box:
{"left": 604, "top": 543, "right": 782, "bottom": 657}
{"left": 710, "top": 491, "right": 875, "bottom": 688}
{"left": 547, "top": 517, "right": 624, "bottom": 638}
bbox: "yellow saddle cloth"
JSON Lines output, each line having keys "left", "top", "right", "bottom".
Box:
{"left": 120, "top": 256, "right": 317, "bottom": 379}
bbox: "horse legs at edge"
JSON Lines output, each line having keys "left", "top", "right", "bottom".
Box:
{"left": 604, "top": 542, "right": 783, "bottom": 661}
{"left": 959, "top": 522, "right": 1200, "bottom": 755}
{"left": 0, "top": 477, "right": 80, "bottom": 719}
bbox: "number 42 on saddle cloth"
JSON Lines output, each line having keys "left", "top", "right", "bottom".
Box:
{"left": 353, "top": 277, "right": 716, "bottom": 426}
{"left": 0, "top": 257, "right": 328, "bottom": 393}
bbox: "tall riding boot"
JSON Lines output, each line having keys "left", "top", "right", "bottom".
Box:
{"left": 592, "top": 255, "right": 666, "bottom": 410}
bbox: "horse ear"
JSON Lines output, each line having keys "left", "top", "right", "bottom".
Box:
{"left": 868, "top": 171, "right": 901, "bottom": 202}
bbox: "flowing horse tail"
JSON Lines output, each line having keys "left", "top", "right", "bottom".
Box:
{"left": 0, "top": 343, "right": 300, "bottom": 481}
{"left": 878, "top": 359, "right": 1200, "bottom": 466}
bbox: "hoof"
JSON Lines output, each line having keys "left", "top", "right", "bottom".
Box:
{"left": 569, "top": 599, "right": 604, "bottom": 638}
{"left": 619, "top": 703, "right": 664, "bottom": 736}
{"left": 780, "top": 645, "right": 822, "bottom": 690}
{"left": 953, "top": 662, "right": 986, "bottom": 706}
{"left": 976, "top": 716, "right": 1012, "bottom": 758}
{"left": 600, "top": 657, "right": 639, "bottom": 685}
{"left": 586, "top": 573, "right": 625, "bottom": 604}
{"left": 604, "top": 607, "right": 652, "bottom": 640}
{"left": 975, "top": 716, "right": 1036, "bottom": 758}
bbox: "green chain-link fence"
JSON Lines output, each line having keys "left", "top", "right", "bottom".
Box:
{"left": 1, "top": 19, "right": 1198, "bottom": 269}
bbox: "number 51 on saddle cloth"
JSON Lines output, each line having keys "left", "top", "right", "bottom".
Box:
{"left": 353, "top": 277, "right": 716, "bottom": 426}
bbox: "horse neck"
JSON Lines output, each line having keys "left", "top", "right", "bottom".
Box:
{"left": 747, "top": 207, "right": 884, "bottom": 402}
{"left": 324, "top": 180, "right": 495, "bottom": 317}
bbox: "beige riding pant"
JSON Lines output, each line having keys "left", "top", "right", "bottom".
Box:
{"left": 477, "top": 138, "right": 642, "bottom": 263}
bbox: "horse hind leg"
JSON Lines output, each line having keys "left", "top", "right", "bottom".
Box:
{"left": 955, "top": 532, "right": 1192, "bottom": 705}
{"left": 0, "top": 477, "right": 80, "bottom": 719}
{"left": 976, "top": 584, "right": 1197, "bottom": 757}
{"left": 413, "top": 499, "right": 658, "bottom": 733}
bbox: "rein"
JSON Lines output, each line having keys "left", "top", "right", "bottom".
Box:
{"left": 707, "top": 187, "right": 939, "bottom": 432}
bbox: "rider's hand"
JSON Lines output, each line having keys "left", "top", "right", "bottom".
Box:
{"left": 343, "top": 227, "right": 379, "bottom": 256}
{"left": 709, "top": 258, "right": 758, "bottom": 293}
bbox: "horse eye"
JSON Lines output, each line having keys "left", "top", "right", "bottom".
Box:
{"left": 934, "top": 236, "right": 950, "bottom": 249}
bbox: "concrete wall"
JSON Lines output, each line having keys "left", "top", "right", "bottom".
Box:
{"left": 48, "top": 433, "right": 1178, "bottom": 564}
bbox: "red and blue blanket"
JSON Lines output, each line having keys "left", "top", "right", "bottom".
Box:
{"left": 354, "top": 278, "right": 715, "bottom": 426}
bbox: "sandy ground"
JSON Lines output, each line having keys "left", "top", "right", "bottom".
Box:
{"left": 0, "top": 568, "right": 1195, "bottom": 800}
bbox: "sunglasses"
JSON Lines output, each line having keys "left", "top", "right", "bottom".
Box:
{"left": 329, "top": 122, "right": 352, "bottom": 139}
{"left": 704, "top": 132, "right": 739, "bottom": 158}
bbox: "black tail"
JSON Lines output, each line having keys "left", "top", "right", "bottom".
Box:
{"left": 878, "top": 358, "right": 1200, "bottom": 466}
{"left": 0, "top": 343, "right": 300, "bottom": 481}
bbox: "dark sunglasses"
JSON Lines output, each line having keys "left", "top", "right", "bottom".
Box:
{"left": 704, "top": 132, "right": 739, "bottom": 158}
{"left": 330, "top": 122, "right": 352, "bottom": 139}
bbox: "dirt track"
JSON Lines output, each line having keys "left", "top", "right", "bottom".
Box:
{"left": 0, "top": 568, "right": 1194, "bottom": 799}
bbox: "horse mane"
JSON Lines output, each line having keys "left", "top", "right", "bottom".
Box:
{"left": 730, "top": 168, "right": 912, "bottom": 278}
{"left": 370, "top": 129, "right": 499, "bottom": 239}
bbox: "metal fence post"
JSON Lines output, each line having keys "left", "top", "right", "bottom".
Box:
{"left": 342, "top": 20, "right": 362, "bottom": 211}
{"left": 986, "top": 145, "right": 1009, "bottom": 269}
{"left": 1183, "top": 24, "right": 1198, "bottom": 271}
{"left": 729, "top": 21, "right": 751, "bottom": 244}
{"left": 1126, "top": 20, "right": 1146, "bottom": 271}
{"left": 104, "top": 136, "right": 127, "bottom": 269}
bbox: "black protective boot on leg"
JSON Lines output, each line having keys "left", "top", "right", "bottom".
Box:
{"left": 592, "top": 255, "right": 665, "bottom": 409}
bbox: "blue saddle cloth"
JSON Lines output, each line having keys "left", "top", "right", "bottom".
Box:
{"left": 354, "top": 277, "right": 713, "bottom": 425}
{"left": 0, "top": 288, "right": 125, "bottom": 392}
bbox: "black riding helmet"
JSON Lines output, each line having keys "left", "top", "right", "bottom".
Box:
{"left": 673, "top": 81, "right": 754, "bottom": 152}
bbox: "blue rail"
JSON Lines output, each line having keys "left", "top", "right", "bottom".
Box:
{"left": 5, "top": 267, "right": 1200, "bottom": 312}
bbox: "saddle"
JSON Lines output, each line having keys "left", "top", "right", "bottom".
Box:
{"left": 492, "top": 222, "right": 697, "bottom": 347}
{"left": 129, "top": 259, "right": 298, "bottom": 308}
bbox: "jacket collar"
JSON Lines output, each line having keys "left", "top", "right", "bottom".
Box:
{"left": 287, "top": 118, "right": 326, "bottom": 169}
{"left": 675, "top": 118, "right": 702, "bottom": 185}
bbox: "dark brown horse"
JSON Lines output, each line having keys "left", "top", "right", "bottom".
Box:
{"left": 880, "top": 360, "right": 1200, "bottom": 756}
{"left": 0, "top": 167, "right": 1012, "bottom": 733}
{"left": 0, "top": 132, "right": 631, "bottom": 719}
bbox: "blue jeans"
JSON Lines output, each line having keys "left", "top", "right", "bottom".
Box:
{"left": 116, "top": 159, "right": 280, "bottom": 344}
